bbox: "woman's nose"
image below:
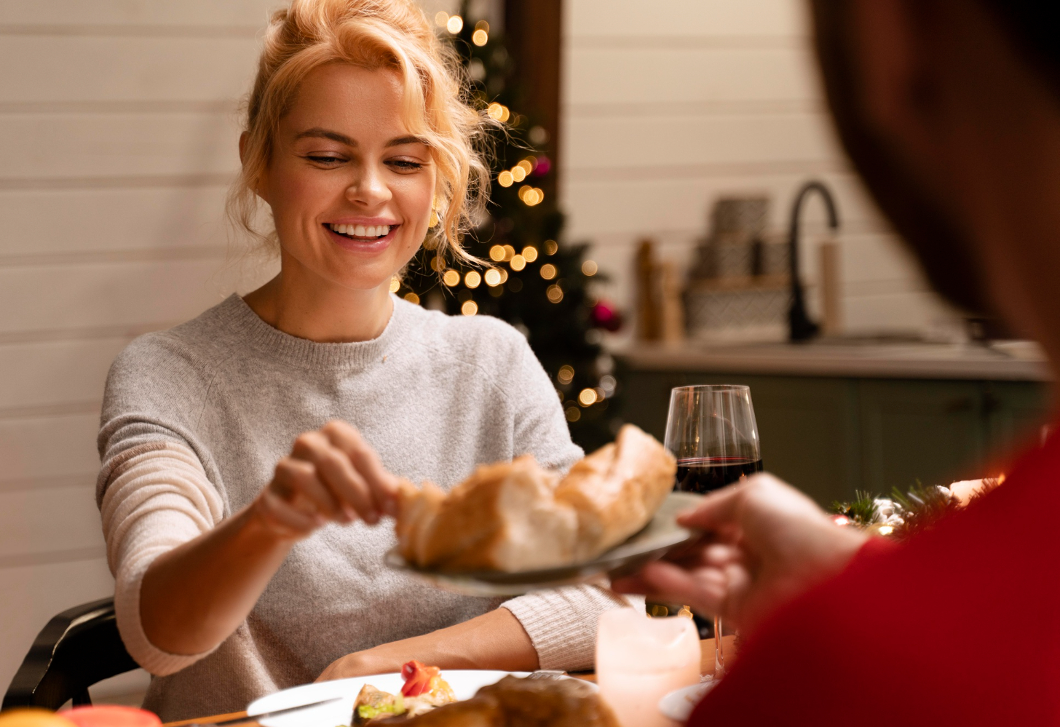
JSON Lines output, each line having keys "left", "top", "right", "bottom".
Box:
{"left": 345, "top": 164, "right": 392, "bottom": 207}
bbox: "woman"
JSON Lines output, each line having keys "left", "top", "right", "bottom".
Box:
{"left": 96, "top": 0, "right": 627, "bottom": 720}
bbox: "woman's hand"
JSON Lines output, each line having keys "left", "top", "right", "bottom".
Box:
{"left": 316, "top": 609, "right": 539, "bottom": 682}
{"left": 252, "top": 420, "right": 400, "bottom": 540}
{"left": 612, "top": 474, "right": 869, "bottom": 636}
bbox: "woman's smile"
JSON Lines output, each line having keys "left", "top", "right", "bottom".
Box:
{"left": 324, "top": 218, "right": 402, "bottom": 254}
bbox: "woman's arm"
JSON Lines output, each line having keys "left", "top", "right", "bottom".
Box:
{"left": 316, "top": 608, "right": 538, "bottom": 681}
{"left": 132, "top": 421, "right": 399, "bottom": 658}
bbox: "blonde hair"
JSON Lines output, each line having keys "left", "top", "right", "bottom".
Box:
{"left": 229, "top": 0, "right": 491, "bottom": 266}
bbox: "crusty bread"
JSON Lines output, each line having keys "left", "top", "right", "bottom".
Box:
{"left": 395, "top": 424, "right": 676, "bottom": 572}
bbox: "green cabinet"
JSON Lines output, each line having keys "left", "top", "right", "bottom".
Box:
{"left": 618, "top": 365, "right": 1048, "bottom": 506}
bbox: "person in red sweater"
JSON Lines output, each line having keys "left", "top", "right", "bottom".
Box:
{"left": 614, "top": 0, "right": 1060, "bottom": 724}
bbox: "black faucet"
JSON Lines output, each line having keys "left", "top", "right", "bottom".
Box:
{"left": 788, "top": 180, "right": 840, "bottom": 342}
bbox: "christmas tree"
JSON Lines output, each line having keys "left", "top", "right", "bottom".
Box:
{"left": 395, "top": 4, "right": 622, "bottom": 450}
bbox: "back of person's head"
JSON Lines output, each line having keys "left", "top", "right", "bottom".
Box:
{"left": 230, "top": 0, "right": 488, "bottom": 265}
{"left": 809, "top": 0, "right": 1060, "bottom": 319}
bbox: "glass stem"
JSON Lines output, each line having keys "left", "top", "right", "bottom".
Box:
{"left": 714, "top": 616, "right": 726, "bottom": 678}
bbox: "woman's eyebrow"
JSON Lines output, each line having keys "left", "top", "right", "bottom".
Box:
{"left": 385, "top": 135, "right": 428, "bottom": 148}
{"left": 294, "top": 128, "right": 355, "bottom": 145}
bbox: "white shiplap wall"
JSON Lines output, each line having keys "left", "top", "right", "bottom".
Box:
{"left": 559, "top": 0, "right": 960, "bottom": 337}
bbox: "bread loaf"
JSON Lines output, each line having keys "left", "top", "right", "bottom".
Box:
{"left": 395, "top": 425, "right": 676, "bottom": 572}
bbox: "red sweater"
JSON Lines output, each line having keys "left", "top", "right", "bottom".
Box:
{"left": 689, "top": 433, "right": 1060, "bottom": 725}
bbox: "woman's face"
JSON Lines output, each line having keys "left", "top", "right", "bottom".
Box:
{"left": 258, "top": 63, "right": 435, "bottom": 294}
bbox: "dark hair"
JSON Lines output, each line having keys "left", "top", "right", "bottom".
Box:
{"left": 982, "top": 2, "right": 1060, "bottom": 96}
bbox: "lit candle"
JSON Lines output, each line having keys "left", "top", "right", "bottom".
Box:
{"left": 596, "top": 609, "right": 701, "bottom": 727}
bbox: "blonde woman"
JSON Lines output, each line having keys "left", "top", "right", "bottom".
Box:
{"left": 96, "top": 0, "right": 627, "bottom": 720}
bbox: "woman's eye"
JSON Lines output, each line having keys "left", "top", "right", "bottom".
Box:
{"left": 388, "top": 160, "right": 424, "bottom": 171}
{"left": 305, "top": 155, "right": 344, "bottom": 165}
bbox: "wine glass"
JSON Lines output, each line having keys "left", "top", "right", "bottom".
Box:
{"left": 664, "top": 384, "right": 762, "bottom": 679}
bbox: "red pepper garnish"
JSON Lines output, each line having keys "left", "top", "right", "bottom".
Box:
{"left": 401, "top": 660, "right": 441, "bottom": 697}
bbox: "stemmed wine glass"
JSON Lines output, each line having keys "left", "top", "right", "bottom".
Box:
{"left": 664, "top": 384, "right": 762, "bottom": 679}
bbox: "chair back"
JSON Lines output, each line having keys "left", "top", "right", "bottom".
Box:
{"left": 3, "top": 597, "right": 139, "bottom": 710}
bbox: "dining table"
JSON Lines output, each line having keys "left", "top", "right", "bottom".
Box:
{"left": 161, "top": 636, "right": 735, "bottom": 726}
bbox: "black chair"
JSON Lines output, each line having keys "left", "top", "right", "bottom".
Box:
{"left": 3, "top": 597, "right": 139, "bottom": 710}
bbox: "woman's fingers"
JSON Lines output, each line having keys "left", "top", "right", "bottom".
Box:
{"left": 321, "top": 420, "right": 400, "bottom": 516}
{"left": 613, "top": 560, "right": 730, "bottom": 618}
{"left": 292, "top": 430, "right": 380, "bottom": 524}
{"left": 272, "top": 455, "right": 341, "bottom": 521}
{"left": 255, "top": 488, "right": 322, "bottom": 537}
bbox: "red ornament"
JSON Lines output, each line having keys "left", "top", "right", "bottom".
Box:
{"left": 591, "top": 300, "right": 623, "bottom": 332}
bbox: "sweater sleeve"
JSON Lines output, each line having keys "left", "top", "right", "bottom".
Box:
{"left": 501, "top": 586, "right": 642, "bottom": 670}
{"left": 98, "top": 437, "right": 225, "bottom": 676}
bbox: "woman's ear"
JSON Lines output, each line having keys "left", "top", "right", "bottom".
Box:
{"left": 239, "top": 132, "right": 269, "bottom": 204}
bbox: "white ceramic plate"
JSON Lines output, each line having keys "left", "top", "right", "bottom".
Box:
{"left": 247, "top": 670, "right": 596, "bottom": 727}
{"left": 658, "top": 679, "right": 716, "bottom": 722}
{"left": 385, "top": 491, "right": 705, "bottom": 596}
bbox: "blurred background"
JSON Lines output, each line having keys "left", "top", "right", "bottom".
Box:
{"left": 0, "top": 0, "right": 1048, "bottom": 708}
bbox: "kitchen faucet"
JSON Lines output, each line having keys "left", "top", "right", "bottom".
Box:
{"left": 788, "top": 180, "right": 840, "bottom": 342}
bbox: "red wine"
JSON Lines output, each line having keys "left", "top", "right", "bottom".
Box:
{"left": 675, "top": 457, "right": 763, "bottom": 494}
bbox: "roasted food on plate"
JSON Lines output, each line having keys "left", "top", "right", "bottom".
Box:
{"left": 374, "top": 675, "right": 619, "bottom": 726}
{"left": 395, "top": 424, "right": 676, "bottom": 572}
{"left": 353, "top": 661, "right": 456, "bottom": 724}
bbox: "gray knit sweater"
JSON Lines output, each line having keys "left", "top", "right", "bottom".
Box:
{"left": 96, "top": 294, "right": 628, "bottom": 722}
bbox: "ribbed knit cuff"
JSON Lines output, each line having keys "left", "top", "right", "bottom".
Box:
{"left": 502, "top": 585, "right": 632, "bottom": 671}
{"left": 115, "top": 549, "right": 219, "bottom": 677}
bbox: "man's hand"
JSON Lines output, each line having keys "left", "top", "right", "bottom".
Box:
{"left": 613, "top": 474, "right": 869, "bottom": 636}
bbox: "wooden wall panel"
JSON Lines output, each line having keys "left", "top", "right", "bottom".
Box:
{"left": 0, "top": 1, "right": 275, "bottom": 27}
{"left": 564, "top": 111, "right": 840, "bottom": 173}
{"left": 0, "top": 258, "right": 277, "bottom": 336}
{"left": 0, "top": 414, "right": 102, "bottom": 488}
{"left": 565, "top": 46, "right": 818, "bottom": 107}
{"left": 0, "top": 113, "right": 241, "bottom": 180}
{"left": 566, "top": 0, "right": 806, "bottom": 39}
{"left": 0, "top": 186, "right": 230, "bottom": 258}
{"left": 0, "top": 37, "right": 258, "bottom": 104}
{"left": 0, "top": 338, "right": 130, "bottom": 411}
{"left": 0, "top": 486, "right": 104, "bottom": 560}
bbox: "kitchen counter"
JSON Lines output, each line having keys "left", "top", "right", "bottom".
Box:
{"left": 616, "top": 339, "right": 1050, "bottom": 382}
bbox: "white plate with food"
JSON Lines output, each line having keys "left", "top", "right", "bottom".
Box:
{"left": 658, "top": 679, "right": 716, "bottom": 722}
{"left": 247, "top": 662, "right": 595, "bottom": 726}
{"left": 387, "top": 425, "right": 704, "bottom": 596}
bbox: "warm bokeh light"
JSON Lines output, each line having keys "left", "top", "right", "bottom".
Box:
{"left": 431, "top": 255, "right": 446, "bottom": 272}
{"left": 510, "top": 254, "right": 526, "bottom": 271}
{"left": 461, "top": 300, "right": 478, "bottom": 316}
{"left": 499, "top": 268, "right": 509, "bottom": 284}
{"left": 544, "top": 239, "right": 559, "bottom": 255}
{"left": 516, "top": 159, "right": 534, "bottom": 175}
{"left": 434, "top": 11, "right": 449, "bottom": 27}
{"left": 565, "top": 406, "right": 581, "bottom": 422}
{"left": 443, "top": 269, "right": 460, "bottom": 287}
{"left": 475, "top": 20, "right": 490, "bottom": 32}
{"left": 497, "top": 170, "right": 513, "bottom": 187}
{"left": 547, "top": 284, "right": 564, "bottom": 303}
{"left": 522, "top": 245, "right": 538, "bottom": 262}
{"left": 510, "top": 166, "right": 527, "bottom": 183}
{"left": 578, "top": 388, "right": 598, "bottom": 406}
{"left": 489, "top": 245, "right": 506, "bottom": 261}
{"left": 389, "top": 278, "right": 400, "bottom": 293}
{"left": 404, "top": 292, "right": 420, "bottom": 304}
{"left": 472, "top": 29, "right": 488, "bottom": 46}
{"left": 540, "top": 263, "right": 557, "bottom": 280}
{"left": 600, "top": 374, "right": 617, "bottom": 396}
{"left": 487, "top": 103, "right": 510, "bottom": 123}
{"left": 465, "top": 270, "right": 482, "bottom": 288}
{"left": 484, "top": 268, "right": 502, "bottom": 287}
{"left": 582, "top": 260, "right": 598, "bottom": 276}
{"left": 503, "top": 244, "right": 516, "bottom": 261}
{"left": 518, "top": 187, "right": 543, "bottom": 206}
{"left": 446, "top": 14, "right": 463, "bottom": 33}
{"left": 557, "top": 365, "right": 575, "bottom": 384}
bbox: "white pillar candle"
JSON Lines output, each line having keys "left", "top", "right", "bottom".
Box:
{"left": 596, "top": 609, "right": 701, "bottom": 727}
